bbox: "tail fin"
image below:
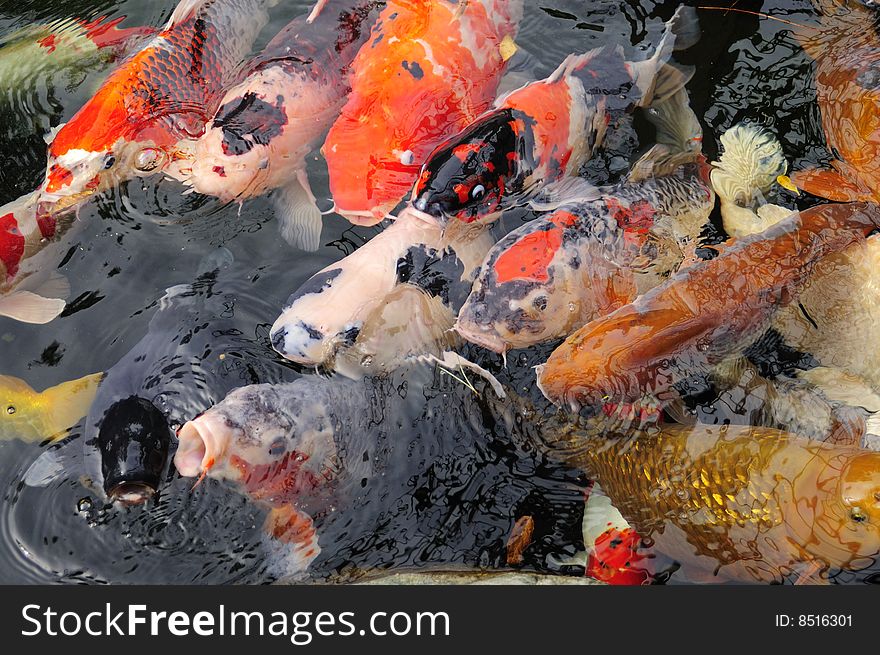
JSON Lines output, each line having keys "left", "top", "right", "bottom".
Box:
{"left": 631, "top": 6, "right": 700, "bottom": 107}
{"left": 645, "top": 87, "right": 703, "bottom": 153}
{"left": 39, "top": 372, "right": 104, "bottom": 442}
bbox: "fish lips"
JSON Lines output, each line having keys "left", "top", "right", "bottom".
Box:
{"left": 453, "top": 318, "right": 508, "bottom": 354}
{"left": 97, "top": 396, "right": 172, "bottom": 505}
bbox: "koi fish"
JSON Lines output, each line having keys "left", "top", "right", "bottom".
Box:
{"left": 182, "top": 0, "right": 381, "bottom": 251}
{"left": 0, "top": 15, "right": 153, "bottom": 96}
{"left": 457, "top": 155, "right": 712, "bottom": 353}
{"left": 323, "top": 0, "right": 524, "bottom": 225}
{"left": 269, "top": 215, "right": 493, "bottom": 378}
{"left": 714, "top": 123, "right": 880, "bottom": 398}
{"left": 456, "top": 90, "right": 712, "bottom": 353}
{"left": 0, "top": 190, "right": 71, "bottom": 323}
{"left": 23, "top": 249, "right": 297, "bottom": 504}
{"left": 535, "top": 420, "right": 880, "bottom": 583}
{"left": 35, "top": 0, "right": 275, "bottom": 219}
{"left": 783, "top": 0, "right": 880, "bottom": 202}
{"left": 0, "top": 372, "right": 103, "bottom": 443}
{"left": 175, "top": 378, "right": 374, "bottom": 574}
{"left": 581, "top": 489, "right": 652, "bottom": 585}
{"left": 536, "top": 201, "right": 880, "bottom": 412}
{"left": 408, "top": 6, "right": 700, "bottom": 226}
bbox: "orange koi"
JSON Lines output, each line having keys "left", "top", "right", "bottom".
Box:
{"left": 536, "top": 202, "right": 880, "bottom": 412}
{"left": 322, "top": 0, "right": 523, "bottom": 225}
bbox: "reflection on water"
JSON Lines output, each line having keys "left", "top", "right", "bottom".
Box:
{"left": 0, "top": 0, "right": 878, "bottom": 584}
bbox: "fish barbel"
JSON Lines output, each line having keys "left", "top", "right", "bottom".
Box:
{"left": 183, "top": 0, "right": 381, "bottom": 251}
{"left": 323, "top": 0, "right": 523, "bottom": 225}
{"left": 532, "top": 419, "right": 880, "bottom": 583}
{"left": 536, "top": 201, "right": 880, "bottom": 412}
{"left": 36, "top": 0, "right": 275, "bottom": 219}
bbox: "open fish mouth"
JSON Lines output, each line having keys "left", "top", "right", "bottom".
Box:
{"left": 36, "top": 190, "right": 94, "bottom": 219}
{"left": 174, "top": 412, "right": 230, "bottom": 479}
{"left": 106, "top": 481, "right": 157, "bottom": 506}
{"left": 453, "top": 321, "right": 507, "bottom": 354}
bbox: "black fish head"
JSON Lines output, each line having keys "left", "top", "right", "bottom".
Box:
{"left": 98, "top": 396, "right": 172, "bottom": 505}
{"left": 411, "top": 109, "right": 531, "bottom": 225}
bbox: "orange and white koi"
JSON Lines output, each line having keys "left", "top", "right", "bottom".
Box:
{"left": 182, "top": 0, "right": 381, "bottom": 251}
{"left": 409, "top": 6, "right": 700, "bottom": 226}
{"left": 322, "top": 0, "right": 523, "bottom": 225}
{"left": 36, "top": 0, "right": 275, "bottom": 219}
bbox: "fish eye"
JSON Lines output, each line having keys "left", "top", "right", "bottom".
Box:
{"left": 268, "top": 436, "right": 287, "bottom": 457}
{"left": 103, "top": 155, "right": 116, "bottom": 170}
{"left": 5, "top": 406, "right": 15, "bottom": 415}
{"left": 471, "top": 184, "right": 487, "bottom": 201}
{"left": 533, "top": 296, "right": 548, "bottom": 311}
{"left": 851, "top": 508, "right": 867, "bottom": 523}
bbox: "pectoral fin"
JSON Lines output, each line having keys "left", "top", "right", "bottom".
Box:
{"left": 264, "top": 505, "right": 321, "bottom": 572}
{"left": 273, "top": 170, "right": 322, "bottom": 252}
{"left": 0, "top": 291, "right": 66, "bottom": 324}
{"left": 789, "top": 167, "right": 872, "bottom": 202}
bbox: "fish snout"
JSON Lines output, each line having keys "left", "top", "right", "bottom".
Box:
{"left": 270, "top": 320, "right": 327, "bottom": 366}
{"left": 98, "top": 396, "right": 171, "bottom": 504}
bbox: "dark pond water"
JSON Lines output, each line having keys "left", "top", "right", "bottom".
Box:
{"left": 0, "top": 0, "right": 875, "bottom": 584}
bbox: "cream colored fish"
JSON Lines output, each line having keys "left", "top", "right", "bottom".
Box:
{"left": 0, "top": 372, "right": 103, "bottom": 442}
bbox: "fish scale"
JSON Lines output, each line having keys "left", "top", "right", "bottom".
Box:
{"left": 503, "top": 396, "right": 880, "bottom": 582}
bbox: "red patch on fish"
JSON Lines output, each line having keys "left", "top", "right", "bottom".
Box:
{"left": 493, "top": 210, "right": 578, "bottom": 284}
{"left": 45, "top": 164, "right": 73, "bottom": 194}
{"left": 37, "top": 213, "right": 57, "bottom": 240}
{"left": 37, "top": 34, "right": 58, "bottom": 53}
{"left": 0, "top": 212, "right": 24, "bottom": 279}
{"left": 587, "top": 527, "right": 651, "bottom": 585}
{"left": 453, "top": 142, "right": 483, "bottom": 161}
{"left": 605, "top": 197, "right": 656, "bottom": 234}
{"left": 80, "top": 16, "right": 154, "bottom": 49}
{"left": 230, "top": 451, "right": 325, "bottom": 506}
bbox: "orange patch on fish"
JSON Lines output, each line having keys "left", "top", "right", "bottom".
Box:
{"left": 230, "top": 451, "right": 324, "bottom": 506}
{"left": 453, "top": 142, "right": 484, "bottom": 161}
{"left": 45, "top": 164, "right": 74, "bottom": 193}
{"left": 493, "top": 210, "right": 577, "bottom": 284}
{"left": 502, "top": 78, "right": 573, "bottom": 171}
